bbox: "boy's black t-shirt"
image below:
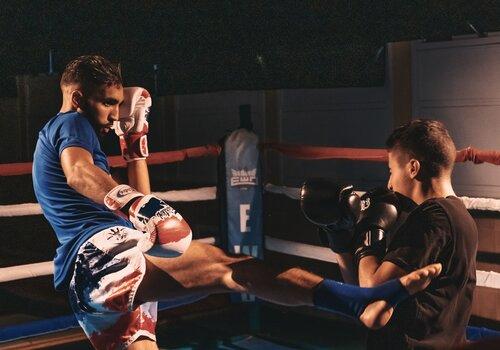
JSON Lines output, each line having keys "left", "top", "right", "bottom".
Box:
{"left": 367, "top": 196, "right": 478, "bottom": 350}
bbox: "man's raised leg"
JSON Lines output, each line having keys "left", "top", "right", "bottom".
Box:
{"left": 136, "top": 241, "right": 321, "bottom": 306}
{"left": 135, "top": 241, "right": 441, "bottom": 329}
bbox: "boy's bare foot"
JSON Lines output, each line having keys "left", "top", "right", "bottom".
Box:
{"left": 359, "top": 263, "right": 442, "bottom": 329}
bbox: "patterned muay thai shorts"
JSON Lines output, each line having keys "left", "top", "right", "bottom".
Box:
{"left": 68, "top": 226, "right": 157, "bottom": 350}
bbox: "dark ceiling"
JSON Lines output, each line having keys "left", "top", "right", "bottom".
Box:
{"left": 1, "top": 1, "right": 499, "bottom": 95}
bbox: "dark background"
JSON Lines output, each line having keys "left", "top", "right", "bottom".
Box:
{"left": 1, "top": 0, "right": 500, "bottom": 96}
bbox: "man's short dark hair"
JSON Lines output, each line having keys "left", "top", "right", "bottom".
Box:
{"left": 386, "top": 119, "right": 456, "bottom": 179}
{"left": 61, "top": 55, "right": 122, "bottom": 91}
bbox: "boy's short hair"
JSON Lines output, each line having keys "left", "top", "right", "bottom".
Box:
{"left": 61, "top": 55, "right": 122, "bottom": 92}
{"left": 386, "top": 119, "right": 456, "bottom": 179}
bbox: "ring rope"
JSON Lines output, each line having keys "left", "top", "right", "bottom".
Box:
{"left": 0, "top": 237, "right": 216, "bottom": 283}
{"left": 1, "top": 144, "right": 498, "bottom": 177}
{"left": 0, "top": 187, "right": 217, "bottom": 217}
{"left": 0, "top": 144, "right": 221, "bottom": 176}
{"left": 262, "top": 143, "right": 500, "bottom": 165}
{"left": 262, "top": 142, "right": 388, "bottom": 161}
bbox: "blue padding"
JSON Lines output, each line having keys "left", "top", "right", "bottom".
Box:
{"left": 2, "top": 310, "right": 498, "bottom": 344}
{"left": 222, "top": 335, "right": 295, "bottom": 350}
{"left": 0, "top": 298, "right": 208, "bottom": 343}
{"left": 466, "top": 326, "right": 500, "bottom": 341}
{"left": 0, "top": 314, "right": 79, "bottom": 343}
{"left": 158, "top": 294, "right": 208, "bottom": 310}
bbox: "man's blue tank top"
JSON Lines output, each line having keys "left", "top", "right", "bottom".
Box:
{"left": 32, "top": 112, "right": 133, "bottom": 290}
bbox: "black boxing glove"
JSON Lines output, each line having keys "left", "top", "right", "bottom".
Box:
{"left": 300, "top": 178, "right": 361, "bottom": 253}
{"left": 353, "top": 187, "right": 399, "bottom": 264}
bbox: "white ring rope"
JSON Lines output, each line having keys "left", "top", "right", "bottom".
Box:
{"left": 0, "top": 237, "right": 216, "bottom": 283}
{"left": 0, "top": 261, "right": 54, "bottom": 283}
{"left": 460, "top": 196, "right": 500, "bottom": 211}
{"left": 476, "top": 270, "right": 500, "bottom": 289}
{"left": 0, "top": 203, "right": 43, "bottom": 217}
{"left": 265, "top": 236, "right": 338, "bottom": 263}
{"left": 0, "top": 187, "right": 218, "bottom": 217}
{"left": 153, "top": 186, "right": 216, "bottom": 202}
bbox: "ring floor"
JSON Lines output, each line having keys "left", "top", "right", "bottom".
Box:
{"left": 48, "top": 302, "right": 366, "bottom": 349}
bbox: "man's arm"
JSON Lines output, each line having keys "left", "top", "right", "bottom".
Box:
{"left": 116, "top": 87, "right": 152, "bottom": 195}
{"left": 62, "top": 145, "right": 192, "bottom": 257}
{"left": 61, "top": 146, "right": 118, "bottom": 203}
{"left": 127, "top": 159, "right": 150, "bottom": 195}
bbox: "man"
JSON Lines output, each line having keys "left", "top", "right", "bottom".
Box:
{"left": 303, "top": 120, "right": 478, "bottom": 349}
{"left": 32, "top": 55, "right": 441, "bottom": 350}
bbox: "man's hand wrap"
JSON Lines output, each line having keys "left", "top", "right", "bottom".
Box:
{"left": 353, "top": 188, "right": 400, "bottom": 264}
{"left": 114, "top": 87, "right": 151, "bottom": 162}
{"left": 104, "top": 185, "right": 192, "bottom": 257}
{"left": 300, "top": 179, "right": 361, "bottom": 253}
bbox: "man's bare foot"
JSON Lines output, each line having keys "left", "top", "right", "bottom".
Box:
{"left": 400, "top": 263, "right": 442, "bottom": 295}
{"left": 359, "top": 263, "right": 442, "bottom": 329}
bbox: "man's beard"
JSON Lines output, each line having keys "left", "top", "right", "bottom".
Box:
{"left": 82, "top": 111, "right": 109, "bottom": 137}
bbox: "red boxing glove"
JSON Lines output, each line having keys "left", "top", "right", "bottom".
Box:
{"left": 104, "top": 185, "right": 192, "bottom": 257}
{"left": 114, "top": 87, "right": 151, "bottom": 162}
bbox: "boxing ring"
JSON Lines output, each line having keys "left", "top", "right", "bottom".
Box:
{"left": 0, "top": 138, "right": 499, "bottom": 349}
